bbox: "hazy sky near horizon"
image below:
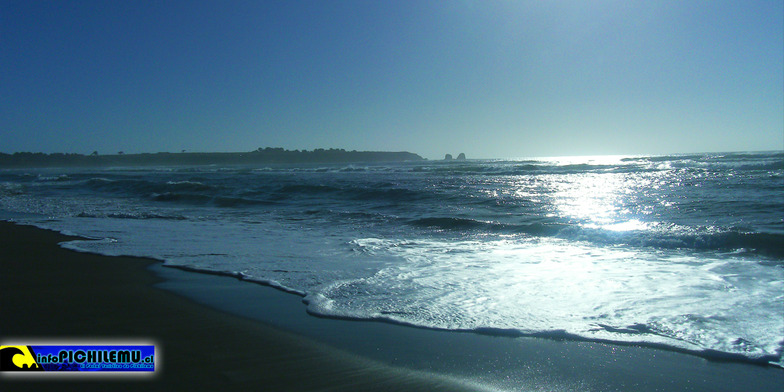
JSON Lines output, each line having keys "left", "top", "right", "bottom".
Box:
{"left": 2, "top": 1, "right": 782, "bottom": 159}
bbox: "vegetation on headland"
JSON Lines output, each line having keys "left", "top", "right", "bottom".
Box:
{"left": 0, "top": 148, "right": 425, "bottom": 168}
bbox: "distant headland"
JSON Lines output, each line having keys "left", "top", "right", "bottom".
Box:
{"left": 0, "top": 148, "right": 425, "bottom": 168}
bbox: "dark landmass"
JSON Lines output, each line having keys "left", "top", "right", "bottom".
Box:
{"left": 0, "top": 148, "right": 425, "bottom": 168}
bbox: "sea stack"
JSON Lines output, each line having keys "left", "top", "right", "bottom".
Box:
{"left": 456, "top": 153, "right": 466, "bottom": 160}
{"left": 444, "top": 154, "right": 453, "bottom": 161}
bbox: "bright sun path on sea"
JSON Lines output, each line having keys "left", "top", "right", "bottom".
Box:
{"left": 536, "top": 155, "right": 653, "bottom": 232}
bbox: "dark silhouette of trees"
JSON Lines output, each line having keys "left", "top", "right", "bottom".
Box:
{"left": 0, "top": 148, "right": 425, "bottom": 168}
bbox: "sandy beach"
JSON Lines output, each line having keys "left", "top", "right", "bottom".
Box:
{"left": 0, "top": 221, "right": 477, "bottom": 391}
{"left": 2, "top": 220, "right": 783, "bottom": 391}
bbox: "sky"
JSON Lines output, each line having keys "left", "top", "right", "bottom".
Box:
{"left": 1, "top": 1, "right": 782, "bottom": 159}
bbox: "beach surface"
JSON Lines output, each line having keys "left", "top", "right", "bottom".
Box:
{"left": 0, "top": 221, "right": 478, "bottom": 391}
{"left": 1, "top": 221, "right": 783, "bottom": 391}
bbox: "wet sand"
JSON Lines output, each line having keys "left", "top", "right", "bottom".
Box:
{"left": 2, "top": 221, "right": 782, "bottom": 391}
{"left": 0, "top": 221, "right": 477, "bottom": 391}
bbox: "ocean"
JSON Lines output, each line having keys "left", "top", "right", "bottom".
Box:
{"left": 1, "top": 151, "right": 782, "bottom": 367}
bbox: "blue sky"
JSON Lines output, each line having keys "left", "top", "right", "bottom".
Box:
{"left": 1, "top": 1, "right": 782, "bottom": 159}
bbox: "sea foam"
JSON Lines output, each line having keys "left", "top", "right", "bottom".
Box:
{"left": 1, "top": 152, "right": 782, "bottom": 366}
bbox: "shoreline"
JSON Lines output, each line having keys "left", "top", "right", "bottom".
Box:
{"left": 0, "top": 221, "right": 479, "bottom": 391}
{"left": 2, "top": 220, "right": 783, "bottom": 391}
{"left": 153, "top": 256, "right": 784, "bottom": 392}
{"left": 164, "top": 262, "right": 780, "bottom": 368}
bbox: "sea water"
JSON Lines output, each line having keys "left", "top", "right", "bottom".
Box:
{"left": 1, "top": 152, "right": 782, "bottom": 366}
